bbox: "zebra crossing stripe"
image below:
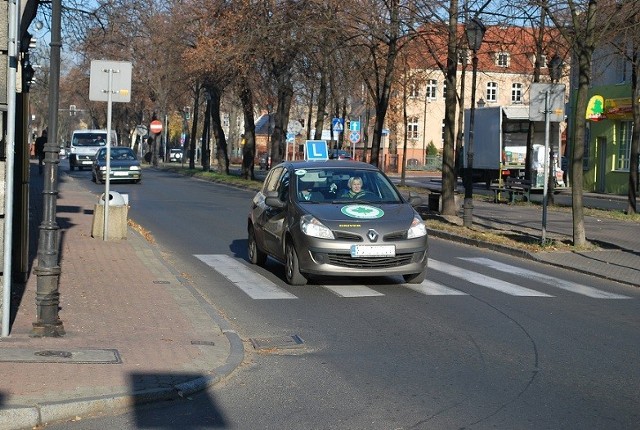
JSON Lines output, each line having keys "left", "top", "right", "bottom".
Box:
{"left": 429, "top": 259, "right": 553, "bottom": 297}
{"left": 322, "top": 285, "right": 385, "bottom": 298}
{"left": 407, "top": 280, "right": 468, "bottom": 296}
{"left": 460, "top": 257, "right": 631, "bottom": 299}
{"left": 194, "top": 254, "right": 297, "bottom": 299}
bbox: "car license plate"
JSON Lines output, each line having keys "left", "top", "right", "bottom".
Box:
{"left": 350, "top": 245, "right": 395, "bottom": 257}
{"left": 82, "top": 161, "right": 92, "bottom": 164}
{"left": 113, "top": 171, "right": 128, "bottom": 176}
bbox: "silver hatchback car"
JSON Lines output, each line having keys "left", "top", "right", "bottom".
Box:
{"left": 248, "top": 160, "right": 428, "bottom": 285}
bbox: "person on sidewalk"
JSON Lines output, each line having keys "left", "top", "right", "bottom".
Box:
{"left": 35, "top": 129, "right": 47, "bottom": 174}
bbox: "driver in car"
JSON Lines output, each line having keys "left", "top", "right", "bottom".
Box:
{"left": 342, "top": 176, "right": 374, "bottom": 199}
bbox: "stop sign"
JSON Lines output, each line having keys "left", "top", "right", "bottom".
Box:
{"left": 149, "top": 120, "right": 163, "bottom": 134}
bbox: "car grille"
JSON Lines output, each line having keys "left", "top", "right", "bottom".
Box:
{"left": 333, "top": 231, "right": 363, "bottom": 242}
{"left": 383, "top": 231, "right": 407, "bottom": 241}
{"left": 326, "top": 253, "right": 415, "bottom": 269}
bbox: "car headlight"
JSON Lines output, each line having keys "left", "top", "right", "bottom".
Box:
{"left": 407, "top": 216, "right": 427, "bottom": 239}
{"left": 130, "top": 166, "right": 141, "bottom": 171}
{"left": 300, "top": 215, "right": 334, "bottom": 239}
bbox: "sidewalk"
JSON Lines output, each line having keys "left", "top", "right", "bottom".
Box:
{"left": 427, "top": 194, "right": 640, "bottom": 288}
{"left": 0, "top": 167, "right": 242, "bottom": 430}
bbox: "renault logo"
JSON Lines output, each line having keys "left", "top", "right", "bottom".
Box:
{"left": 367, "top": 229, "right": 379, "bottom": 242}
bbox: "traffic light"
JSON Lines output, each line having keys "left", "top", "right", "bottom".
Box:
{"left": 184, "top": 106, "right": 191, "bottom": 120}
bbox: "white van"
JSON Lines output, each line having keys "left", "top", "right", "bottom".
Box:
{"left": 68, "top": 129, "right": 117, "bottom": 171}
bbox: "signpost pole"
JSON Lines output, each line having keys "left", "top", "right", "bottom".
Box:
{"left": 541, "top": 90, "right": 551, "bottom": 244}
{"left": 103, "top": 68, "right": 116, "bottom": 240}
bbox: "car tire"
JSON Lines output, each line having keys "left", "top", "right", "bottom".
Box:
{"left": 248, "top": 226, "right": 267, "bottom": 266}
{"left": 285, "top": 240, "right": 307, "bottom": 286}
{"left": 403, "top": 268, "right": 427, "bottom": 284}
{"left": 70, "top": 164, "right": 75, "bottom": 171}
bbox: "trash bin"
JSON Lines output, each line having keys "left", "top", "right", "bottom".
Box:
{"left": 91, "top": 191, "right": 129, "bottom": 240}
{"left": 428, "top": 192, "right": 441, "bottom": 213}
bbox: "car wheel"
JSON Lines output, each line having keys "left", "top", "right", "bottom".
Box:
{"left": 70, "top": 164, "right": 75, "bottom": 171}
{"left": 285, "top": 240, "right": 307, "bottom": 286}
{"left": 248, "top": 226, "right": 267, "bottom": 266}
{"left": 91, "top": 172, "right": 96, "bottom": 182}
{"left": 403, "top": 268, "right": 427, "bottom": 284}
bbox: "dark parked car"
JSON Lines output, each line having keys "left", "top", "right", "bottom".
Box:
{"left": 329, "top": 149, "right": 352, "bottom": 160}
{"left": 91, "top": 147, "right": 141, "bottom": 184}
{"left": 248, "top": 160, "right": 428, "bottom": 286}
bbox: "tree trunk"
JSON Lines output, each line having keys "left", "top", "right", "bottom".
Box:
{"left": 629, "top": 51, "right": 639, "bottom": 214}
{"left": 239, "top": 78, "right": 256, "bottom": 180}
{"left": 571, "top": 51, "right": 590, "bottom": 247}
{"left": 441, "top": 0, "right": 459, "bottom": 216}
{"left": 189, "top": 84, "right": 201, "bottom": 170}
{"left": 208, "top": 86, "right": 230, "bottom": 174}
{"left": 202, "top": 96, "right": 212, "bottom": 172}
{"left": 271, "top": 62, "right": 294, "bottom": 166}
{"left": 314, "top": 73, "right": 327, "bottom": 140}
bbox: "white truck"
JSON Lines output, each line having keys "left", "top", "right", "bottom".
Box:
{"left": 68, "top": 129, "right": 117, "bottom": 171}
{"left": 462, "top": 105, "right": 564, "bottom": 189}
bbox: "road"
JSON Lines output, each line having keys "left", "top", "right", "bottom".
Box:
{"left": 48, "top": 164, "right": 640, "bottom": 429}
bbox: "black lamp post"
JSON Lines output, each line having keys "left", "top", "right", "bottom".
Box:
{"left": 463, "top": 17, "right": 486, "bottom": 228}
{"left": 32, "top": 0, "right": 64, "bottom": 337}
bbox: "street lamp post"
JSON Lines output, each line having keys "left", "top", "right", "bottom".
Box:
{"left": 463, "top": 17, "right": 486, "bottom": 228}
{"left": 541, "top": 55, "right": 564, "bottom": 244}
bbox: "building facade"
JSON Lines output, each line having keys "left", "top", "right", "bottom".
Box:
{"left": 386, "top": 24, "right": 567, "bottom": 173}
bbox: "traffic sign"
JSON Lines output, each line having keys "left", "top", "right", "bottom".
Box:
{"left": 286, "top": 132, "right": 296, "bottom": 143}
{"left": 332, "top": 118, "right": 344, "bottom": 132}
{"left": 305, "top": 140, "right": 329, "bottom": 161}
{"left": 149, "top": 120, "right": 163, "bottom": 134}
{"left": 349, "top": 120, "right": 360, "bottom": 132}
{"left": 287, "top": 120, "right": 303, "bottom": 134}
{"left": 349, "top": 131, "right": 361, "bottom": 144}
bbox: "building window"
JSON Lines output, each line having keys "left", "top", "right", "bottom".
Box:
{"left": 496, "top": 52, "right": 510, "bottom": 67}
{"left": 407, "top": 117, "right": 419, "bottom": 140}
{"left": 409, "top": 84, "right": 419, "bottom": 98}
{"left": 426, "top": 79, "right": 437, "bottom": 100}
{"left": 486, "top": 82, "right": 498, "bottom": 102}
{"left": 511, "top": 83, "right": 523, "bottom": 103}
{"left": 442, "top": 82, "right": 447, "bottom": 99}
{"left": 617, "top": 121, "right": 633, "bottom": 170}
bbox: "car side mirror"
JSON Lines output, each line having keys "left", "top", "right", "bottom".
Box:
{"left": 264, "top": 191, "right": 286, "bottom": 209}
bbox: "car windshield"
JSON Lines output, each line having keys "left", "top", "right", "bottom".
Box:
{"left": 97, "top": 148, "right": 136, "bottom": 161}
{"left": 294, "top": 167, "right": 402, "bottom": 204}
{"left": 72, "top": 133, "right": 108, "bottom": 147}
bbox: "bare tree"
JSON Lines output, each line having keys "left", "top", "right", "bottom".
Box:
{"left": 539, "top": 0, "right": 618, "bottom": 247}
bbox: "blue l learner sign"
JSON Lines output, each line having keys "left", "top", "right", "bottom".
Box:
{"left": 305, "top": 140, "right": 329, "bottom": 161}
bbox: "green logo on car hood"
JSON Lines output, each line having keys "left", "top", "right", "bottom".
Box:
{"left": 341, "top": 205, "right": 384, "bottom": 219}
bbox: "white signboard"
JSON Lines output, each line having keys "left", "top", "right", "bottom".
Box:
{"left": 89, "top": 60, "right": 132, "bottom": 103}
{"left": 529, "top": 83, "right": 565, "bottom": 122}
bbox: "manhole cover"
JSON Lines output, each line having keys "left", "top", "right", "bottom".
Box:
{"left": 250, "top": 335, "right": 304, "bottom": 350}
{"left": 34, "top": 350, "right": 73, "bottom": 358}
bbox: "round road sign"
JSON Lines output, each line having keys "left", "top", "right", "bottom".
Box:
{"left": 149, "top": 120, "right": 163, "bottom": 134}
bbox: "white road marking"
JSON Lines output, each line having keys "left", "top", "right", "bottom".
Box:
{"left": 194, "top": 254, "right": 297, "bottom": 299}
{"left": 460, "top": 257, "right": 631, "bottom": 299}
{"left": 429, "top": 259, "right": 553, "bottom": 297}
{"left": 322, "top": 285, "right": 385, "bottom": 298}
{"left": 407, "top": 280, "right": 468, "bottom": 296}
